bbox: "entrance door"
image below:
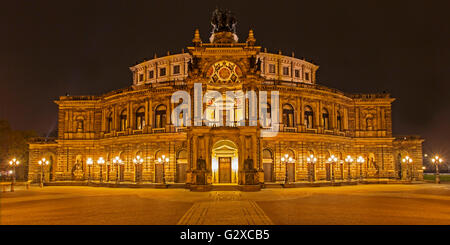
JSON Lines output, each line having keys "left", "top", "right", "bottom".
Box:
{"left": 396, "top": 154, "right": 402, "bottom": 179}
{"left": 219, "top": 157, "right": 232, "bottom": 183}
{"left": 325, "top": 163, "right": 331, "bottom": 181}
{"left": 176, "top": 163, "right": 187, "bottom": 183}
{"left": 135, "top": 164, "right": 142, "bottom": 182}
{"left": 155, "top": 164, "right": 164, "bottom": 183}
{"left": 263, "top": 161, "right": 273, "bottom": 182}
{"left": 308, "top": 163, "right": 315, "bottom": 181}
{"left": 119, "top": 165, "right": 125, "bottom": 181}
{"left": 287, "top": 162, "right": 295, "bottom": 182}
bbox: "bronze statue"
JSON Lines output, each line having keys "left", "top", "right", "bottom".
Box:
{"left": 211, "top": 7, "right": 237, "bottom": 33}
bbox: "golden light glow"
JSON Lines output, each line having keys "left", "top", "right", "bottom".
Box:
{"left": 356, "top": 156, "right": 365, "bottom": 163}
{"left": 402, "top": 156, "right": 413, "bottom": 163}
{"left": 307, "top": 154, "right": 317, "bottom": 163}
{"left": 328, "top": 155, "right": 338, "bottom": 163}
{"left": 133, "top": 155, "right": 144, "bottom": 164}
{"left": 86, "top": 158, "right": 93, "bottom": 165}
{"left": 431, "top": 155, "right": 443, "bottom": 164}
{"left": 345, "top": 155, "right": 354, "bottom": 163}
{"left": 97, "top": 157, "right": 105, "bottom": 164}
{"left": 113, "top": 156, "right": 122, "bottom": 164}
{"left": 38, "top": 158, "right": 49, "bottom": 165}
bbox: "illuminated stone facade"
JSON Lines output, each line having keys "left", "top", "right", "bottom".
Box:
{"left": 28, "top": 18, "right": 424, "bottom": 188}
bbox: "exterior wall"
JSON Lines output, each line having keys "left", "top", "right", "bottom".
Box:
{"left": 28, "top": 34, "right": 424, "bottom": 185}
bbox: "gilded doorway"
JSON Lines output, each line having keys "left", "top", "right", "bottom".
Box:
{"left": 212, "top": 140, "right": 238, "bottom": 184}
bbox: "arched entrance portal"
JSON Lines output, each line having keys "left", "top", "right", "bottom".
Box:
{"left": 176, "top": 149, "right": 188, "bottom": 183}
{"left": 262, "top": 149, "right": 274, "bottom": 182}
{"left": 212, "top": 140, "right": 238, "bottom": 184}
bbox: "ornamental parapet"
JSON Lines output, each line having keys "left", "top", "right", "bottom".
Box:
{"left": 28, "top": 137, "right": 57, "bottom": 144}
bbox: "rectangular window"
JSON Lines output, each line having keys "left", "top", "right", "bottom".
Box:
{"left": 139, "top": 74, "right": 144, "bottom": 82}
{"left": 294, "top": 69, "right": 300, "bottom": 78}
{"left": 173, "top": 65, "right": 180, "bottom": 74}
{"left": 269, "top": 64, "right": 276, "bottom": 74}
{"left": 283, "top": 67, "right": 289, "bottom": 76}
{"left": 305, "top": 72, "right": 310, "bottom": 81}
{"left": 148, "top": 70, "right": 154, "bottom": 79}
{"left": 160, "top": 67, "right": 166, "bottom": 76}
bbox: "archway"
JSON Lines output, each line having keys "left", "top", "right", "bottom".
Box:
{"left": 284, "top": 149, "right": 295, "bottom": 182}
{"left": 396, "top": 153, "right": 403, "bottom": 180}
{"left": 212, "top": 140, "right": 238, "bottom": 184}
{"left": 176, "top": 149, "right": 187, "bottom": 183}
{"left": 154, "top": 150, "right": 164, "bottom": 183}
{"left": 262, "top": 149, "right": 274, "bottom": 182}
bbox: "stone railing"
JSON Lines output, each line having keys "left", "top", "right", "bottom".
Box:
{"left": 29, "top": 137, "right": 56, "bottom": 144}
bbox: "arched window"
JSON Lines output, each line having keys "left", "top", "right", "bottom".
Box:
{"left": 135, "top": 107, "right": 145, "bottom": 130}
{"left": 177, "top": 149, "right": 187, "bottom": 159}
{"left": 76, "top": 116, "right": 84, "bottom": 132}
{"left": 155, "top": 105, "right": 167, "bottom": 128}
{"left": 283, "top": 104, "right": 295, "bottom": 127}
{"left": 173, "top": 101, "right": 187, "bottom": 127}
{"left": 261, "top": 103, "right": 271, "bottom": 127}
{"left": 337, "top": 111, "right": 342, "bottom": 131}
{"left": 120, "top": 109, "right": 127, "bottom": 131}
{"left": 304, "top": 106, "right": 314, "bottom": 129}
{"left": 366, "top": 114, "right": 374, "bottom": 130}
{"left": 284, "top": 149, "right": 295, "bottom": 160}
{"left": 262, "top": 149, "right": 273, "bottom": 159}
{"left": 322, "top": 108, "right": 330, "bottom": 130}
{"left": 106, "top": 112, "right": 113, "bottom": 132}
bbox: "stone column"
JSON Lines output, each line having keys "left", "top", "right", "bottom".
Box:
{"left": 192, "top": 136, "right": 198, "bottom": 170}
{"left": 252, "top": 134, "right": 257, "bottom": 169}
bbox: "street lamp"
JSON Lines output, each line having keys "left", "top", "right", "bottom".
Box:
{"left": 133, "top": 155, "right": 144, "bottom": 183}
{"left": 281, "top": 154, "right": 294, "bottom": 183}
{"left": 356, "top": 156, "right": 364, "bottom": 182}
{"left": 112, "top": 156, "right": 123, "bottom": 184}
{"left": 38, "top": 158, "right": 49, "bottom": 188}
{"left": 97, "top": 157, "right": 105, "bottom": 183}
{"left": 345, "top": 155, "right": 353, "bottom": 182}
{"left": 157, "top": 155, "right": 169, "bottom": 184}
{"left": 86, "top": 158, "right": 93, "bottom": 183}
{"left": 402, "top": 156, "right": 413, "bottom": 181}
{"left": 306, "top": 154, "right": 317, "bottom": 182}
{"left": 327, "top": 155, "right": 338, "bottom": 183}
{"left": 9, "top": 158, "right": 20, "bottom": 192}
{"left": 431, "top": 155, "right": 443, "bottom": 184}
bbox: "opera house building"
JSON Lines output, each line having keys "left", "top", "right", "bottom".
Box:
{"left": 28, "top": 14, "right": 424, "bottom": 191}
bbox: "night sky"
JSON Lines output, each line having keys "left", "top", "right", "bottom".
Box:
{"left": 1, "top": 0, "right": 449, "bottom": 158}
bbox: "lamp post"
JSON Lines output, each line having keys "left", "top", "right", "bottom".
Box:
{"left": 306, "top": 154, "right": 317, "bottom": 182}
{"left": 158, "top": 155, "right": 169, "bottom": 184}
{"left": 327, "top": 155, "right": 338, "bottom": 183}
{"left": 112, "top": 156, "right": 123, "bottom": 184}
{"left": 38, "top": 158, "right": 49, "bottom": 188}
{"left": 345, "top": 155, "right": 353, "bottom": 182}
{"left": 431, "top": 155, "right": 443, "bottom": 184}
{"left": 281, "top": 154, "right": 294, "bottom": 184}
{"left": 356, "top": 156, "right": 364, "bottom": 182}
{"left": 133, "top": 155, "right": 144, "bottom": 184}
{"left": 86, "top": 158, "right": 93, "bottom": 183}
{"left": 97, "top": 157, "right": 105, "bottom": 183}
{"left": 402, "top": 156, "right": 413, "bottom": 181}
{"left": 8, "top": 158, "right": 20, "bottom": 192}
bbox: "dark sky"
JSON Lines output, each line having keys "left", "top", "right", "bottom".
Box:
{"left": 1, "top": 0, "right": 449, "bottom": 158}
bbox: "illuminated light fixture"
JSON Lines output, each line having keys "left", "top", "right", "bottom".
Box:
{"left": 345, "top": 155, "right": 353, "bottom": 163}
{"left": 307, "top": 154, "right": 317, "bottom": 163}
{"left": 402, "top": 156, "right": 413, "bottom": 163}
{"left": 97, "top": 157, "right": 105, "bottom": 164}
{"left": 133, "top": 155, "right": 144, "bottom": 164}
{"left": 86, "top": 158, "right": 93, "bottom": 165}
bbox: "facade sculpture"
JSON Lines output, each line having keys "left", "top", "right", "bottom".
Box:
{"left": 28, "top": 9, "right": 424, "bottom": 190}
